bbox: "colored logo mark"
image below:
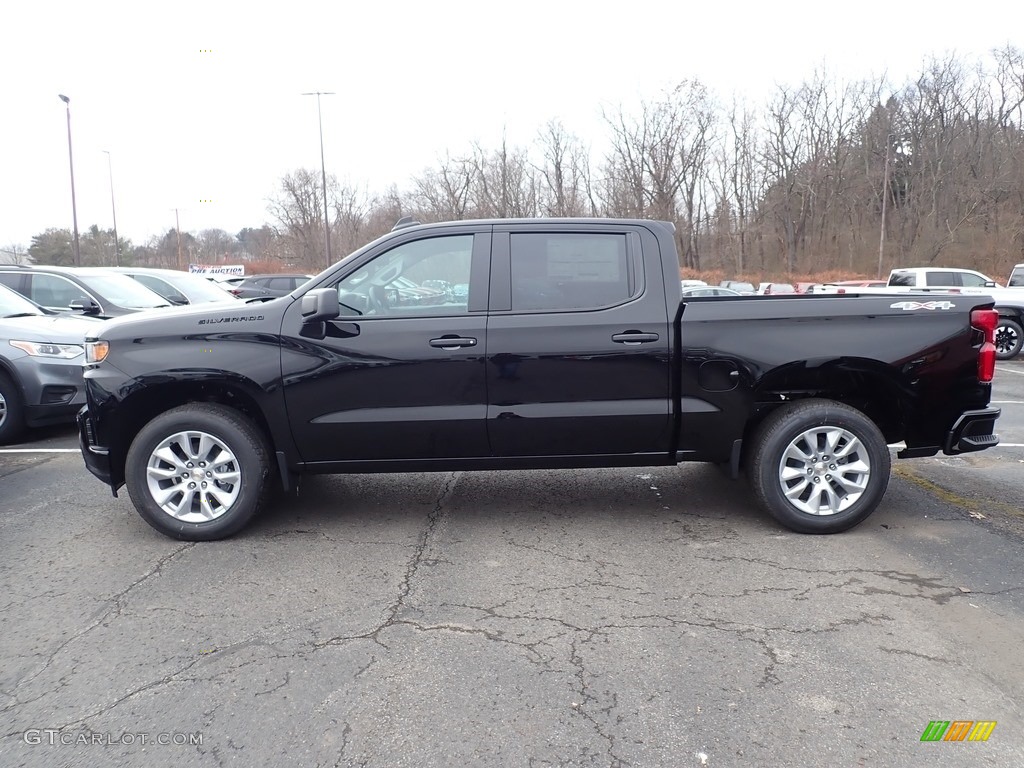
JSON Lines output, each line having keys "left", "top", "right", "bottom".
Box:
{"left": 920, "top": 720, "right": 996, "bottom": 742}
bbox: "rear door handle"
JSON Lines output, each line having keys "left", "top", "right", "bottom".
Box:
{"left": 611, "top": 332, "right": 660, "bottom": 345}
{"left": 429, "top": 336, "right": 477, "bottom": 350}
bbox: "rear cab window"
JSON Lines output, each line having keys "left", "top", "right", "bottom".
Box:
{"left": 509, "top": 232, "right": 637, "bottom": 312}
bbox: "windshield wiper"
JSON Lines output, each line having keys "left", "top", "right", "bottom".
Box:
{"left": 2, "top": 312, "right": 43, "bottom": 319}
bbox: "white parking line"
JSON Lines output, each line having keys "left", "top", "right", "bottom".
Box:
{"left": 996, "top": 366, "right": 1024, "bottom": 376}
{"left": 991, "top": 401, "right": 1024, "bottom": 404}
{"left": 0, "top": 449, "right": 80, "bottom": 454}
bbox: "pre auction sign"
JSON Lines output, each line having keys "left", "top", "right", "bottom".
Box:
{"left": 189, "top": 264, "right": 245, "bottom": 275}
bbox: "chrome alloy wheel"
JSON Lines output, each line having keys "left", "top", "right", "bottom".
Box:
{"left": 777, "top": 426, "right": 871, "bottom": 516}
{"left": 0, "top": 390, "right": 7, "bottom": 429}
{"left": 145, "top": 430, "right": 242, "bottom": 522}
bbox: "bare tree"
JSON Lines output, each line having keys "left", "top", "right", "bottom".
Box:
{"left": 409, "top": 153, "right": 474, "bottom": 220}
{"left": 535, "top": 121, "right": 596, "bottom": 217}
{"left": 468, "top": 137, "right": 538, "bottom": 218}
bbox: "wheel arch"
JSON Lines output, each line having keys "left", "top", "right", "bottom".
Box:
{"left": 748, "top": 358, "right": 910, "bottom": 447}
{"left": 106, "top": 379, "right": 278, "bottom": 489}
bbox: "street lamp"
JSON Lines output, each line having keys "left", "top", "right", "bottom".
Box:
{"left": 877, "top": 132, "right": 895, "bottom": 279}
{"left": 302, "top": 91, "right": 335, "bottom": 268}
{"left": 102, "top": 150, "right": 120, "bottom": 266}
{"left": 58, "top": 94, "right": 81, "bottom": 266}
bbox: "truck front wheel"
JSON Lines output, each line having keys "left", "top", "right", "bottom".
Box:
{"left": 125, "top": 404, "right": 270, "bottom": 541}
{"left": 748, "top": 399, "right": 890, "bottom": 534}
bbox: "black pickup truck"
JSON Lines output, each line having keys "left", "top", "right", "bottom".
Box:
{"left": 77, "top": 218, "right": 1001, "bottom": 540}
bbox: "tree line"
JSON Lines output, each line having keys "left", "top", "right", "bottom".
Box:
{"left": 23, "top": 47, "right": 1024, "bottom": 281}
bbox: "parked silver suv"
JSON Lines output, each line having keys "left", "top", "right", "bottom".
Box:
{"left": 0, "top": 284, "right": 101, "bottom": 443}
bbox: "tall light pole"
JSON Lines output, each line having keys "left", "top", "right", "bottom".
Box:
{"left": 877, "top": 133, "right": 894, "bottom": 279}
{"left": 302, "top": 91, "right": 335, "bottom": 268}
{"left": 58, "top": 94, "right": 81, "bottom": 266}
{"left": 102, "top": 150, "right": 120, "bottom": 265}
{"left": 174, "top": 208, "right": 184, "bottom": 270}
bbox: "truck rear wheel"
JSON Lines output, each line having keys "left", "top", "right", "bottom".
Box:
{"left": 125, "top": 404, "right": 270, "bottom": 540}
{"left": 748, "top": 399, "right": 890, "bottom": 534}
{"left": 995, "top": 318, "right": 1022, "bottom": 360}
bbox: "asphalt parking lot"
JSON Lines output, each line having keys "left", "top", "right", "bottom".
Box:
{"left": 1, "top": 361, "right": 1023, "bottom": 767}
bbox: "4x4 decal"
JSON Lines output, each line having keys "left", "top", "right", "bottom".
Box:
{"left": 890, "top": 300, "right": 956, "bottom": 311}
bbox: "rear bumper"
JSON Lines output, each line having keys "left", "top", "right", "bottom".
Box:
{"left": 77, "top": 407, "right": 118, "bottom": 493}
{"left": 943, "top": 407, "right": 1001, "bottom": 455}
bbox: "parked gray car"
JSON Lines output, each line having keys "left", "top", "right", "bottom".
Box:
{"left": 0, "top": 284, "right": 101, "bottom": 443}
{"left": 0, "top": 265, "right": 171, "bottom": 318}
{"left": 103, "top": 267, "right": 242, "bottom": 305}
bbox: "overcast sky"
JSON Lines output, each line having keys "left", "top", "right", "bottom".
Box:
{"left": 0, "top": 0, "right": 1018, "bottom": 252}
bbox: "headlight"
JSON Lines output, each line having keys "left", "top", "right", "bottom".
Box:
{"left": 9, "top": 340, "right": 85, "bottom": 359}
{"left": 85, "top": 340, "right": 109, "bottom": 364}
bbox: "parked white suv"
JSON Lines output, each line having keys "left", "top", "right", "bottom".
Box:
{"left": 1009, "top": 264, "right": 1024, "bottom": 288}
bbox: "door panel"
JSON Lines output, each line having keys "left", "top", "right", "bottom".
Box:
{"left": 281, "top": 229, "right": 491, "bottom": 464}
{"left": 485, "top": 225, "right": 672, "bottom": 457}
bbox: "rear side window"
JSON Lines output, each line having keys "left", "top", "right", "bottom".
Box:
{"left": 0, "top": 272, "right": 25, "bottom": 293}
{"left": 1010, "top": 266, "right": 1024, "bottom": 287}
{"left": 510, "top": 233, "right": 633, "bottom": 311}
{"left": 269, "top": 277, "right": 294, "bottom": 290}
{"left": 924, "top": 271, "right": 958, "bottom": 287}
{"left": 888, "top": 271, "right": 915, "bottom": 287}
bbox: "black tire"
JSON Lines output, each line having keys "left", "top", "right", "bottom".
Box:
{"left": 747, "top": 399, "right": 890, "bottom": 534}
{"left": 125, "top": 404, "right": 270, "bottom": 541}
{"left": 995, "top": 317, "right": 1023, "bottom": 360}
{"left": 0, "top": 372, "right": 26, "bottom": 445}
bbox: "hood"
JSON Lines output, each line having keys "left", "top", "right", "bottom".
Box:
{"left": 0, "top": 314, "right": 104, "bottom": 344}
{"left": 93, "top": 296, "right": 287, "bottom": 340}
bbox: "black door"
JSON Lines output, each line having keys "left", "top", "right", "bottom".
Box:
{"left": 281, "top": 228, "right": 491, "bottom": 465}
{"left": 485, "top": 224, "right": 672, "bottom": 457}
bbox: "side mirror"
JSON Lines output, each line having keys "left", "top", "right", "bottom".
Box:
{"left": 69, "top": 298, "right": 101, "bottom": 315}
{"left": 300, "top": 288, "right": 339, "bottom": 323}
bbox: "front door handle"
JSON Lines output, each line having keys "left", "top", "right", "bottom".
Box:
{"left": 611, "top": 332, "right": 660, "bottom": 345}
{"left": 429, "top": 336, "right": 478, "bottom": 350}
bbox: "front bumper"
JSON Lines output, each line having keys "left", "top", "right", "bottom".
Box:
{"left": 77, "top": 407, "right": 118, "bottom": 493}
{"left": 943, "top": 407, "right": 1001, "bottom": 455}
{"left": 9, "top": 354, "right": 87, "bottom": 427}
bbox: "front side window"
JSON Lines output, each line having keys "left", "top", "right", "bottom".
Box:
{"left": 1010, "top": 267, "right": 1024, "bottom": 287}
{"left": 958, "top": 272, "right": 990, "bottom": 288}
{"left": 29, "top": 274, "right": 90, "bottom": 309}
{"left": 510, "top": 233, "right": 633, "bottom": 312}
{"left": 336, "top": 235, "right": 474, "bottom": 317}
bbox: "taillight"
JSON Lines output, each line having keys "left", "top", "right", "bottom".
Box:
{"left": 836, "top": 288, "right": 846, "bottom": 294}
{"left": 971, "top": 308, "right": 998, "bottom": 383}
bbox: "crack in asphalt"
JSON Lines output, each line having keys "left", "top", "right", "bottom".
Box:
{"left": 567, "top": 633, "right": 630, "bottom": 767}
{"left": 876, "top": 646, "right": 955, "bottom": 664}
{"left": 312, "top": 472, "right": 460, "bottom": 650}
{"left": 1, "top": 541, "right": 196, "bottom": 711}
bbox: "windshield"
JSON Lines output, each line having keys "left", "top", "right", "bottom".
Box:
{"left": 166, "top": 272, "right": 238, "bottom": 302}
{"left": 0, "top": 283, "right": 45, "bottom": 317}
{"left": 79, "top": 272, "right": 170, "bottom": 308}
